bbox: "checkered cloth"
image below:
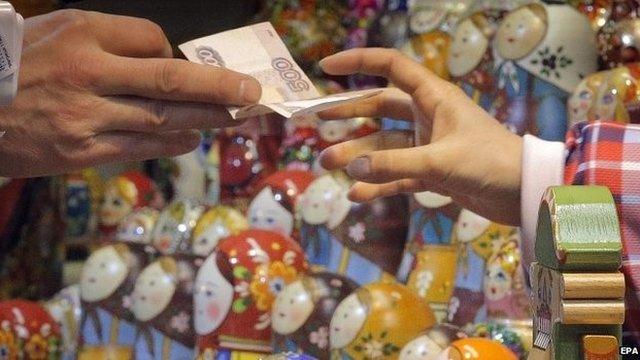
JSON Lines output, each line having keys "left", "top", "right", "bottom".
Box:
{"left": 564, "top": 121, "right": 640, "bottom": 344}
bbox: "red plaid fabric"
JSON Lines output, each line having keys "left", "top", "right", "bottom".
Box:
{"left": 564, "top": 121, "right": 640, "bottom": 344}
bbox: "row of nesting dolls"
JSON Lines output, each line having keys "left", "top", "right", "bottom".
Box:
{"left": 387, "top": 1, "right": 640, "bottom": 140}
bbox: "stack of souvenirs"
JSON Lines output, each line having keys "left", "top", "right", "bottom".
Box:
{"left": 2, "top": 0, "right": 635, "bottom": 359}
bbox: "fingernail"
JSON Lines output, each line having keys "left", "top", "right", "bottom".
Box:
{"left": 239, "top": 78, "right": 261, "bottom": 104}
{"left": 347, "top": 156, "right": 370, "bottom": 177}
{"left": 319, "top": 58, "right": 329, "bottom": 69}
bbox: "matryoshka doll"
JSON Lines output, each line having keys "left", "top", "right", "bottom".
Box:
{"left": 589, "top": 63, "right": 640, "bottom": 123}
{"left": 271, "top": 272, "right": 358, "bottom": 359}
{"left": 190, "top": 205, "right": 248, "bottom": 258}
{"left": 397, "top": 191, "right": 460, "bottom": 322}
{"left": 401, "top": 3, "right": 451, "bottom": 80}
{"left": 44, "top": 286, "right": 82, "bottom": 359}
{"left": 567, "top": 70, "right": 607, "bottom": 127}
{"left": 130, "top": 257, "right": 195, "bottom": 359}
{"left": 492, "top": 2, "right": 598, "bottom": 141}
{"left": 99, "top": 171, "right": 163, "bottom": 236}
{"left": 217, "top": 118, "right": 279, "bottom": 211}
{"left": 299, "top": 172, "right": 409, "bottom": 284}
{"left": 436, "top": 338, "right": 517, "bottom": 360}
{"left": 483, "top": 236, "right": 530, "bottom": 321}
{"left": 316, "top": 117, "right": 379, "bottom": 151}
{"left": 329, "top": 282, "right": 436, "bottom": 360}
{"left": 248, "top": 170, "right": 315, "bottom": 242}
{"left": 0, "top": 300, "right": 62, "bottom": 359}
{"left": 151, "top": 200, "right": 204, "bottom": 256}
{"left": 279, "top": 115, "right": 320, "bottom": 172}
{"left": 399, "top": 324, "right": 466, "bottom": 360}
{"left": 64, "top": 173, "right": 92, "bottom": 238}
{"left": 115, "top": 207, "right": 159, "bottom": 263}
{"left": 193, "top": 229, "right": 308, "bottom": 357}
{"left": 447, "top": 210, "right": 512, "bottom": 328}
{"left": 79, "top": 244, "right": 143, "bottom": 351}
{"left": 367, "top": 0, "right": 410, "bottom": 50}
{"left": 447, "top": 11, "right": 500, "bottom": 113}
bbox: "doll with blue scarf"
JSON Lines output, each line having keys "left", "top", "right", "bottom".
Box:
{"left": 491, "top": 2, "right": 597, "bottom": 141}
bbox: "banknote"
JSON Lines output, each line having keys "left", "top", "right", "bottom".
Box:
{"left": 179, "top": 22, "right": 381, "bottom": 119}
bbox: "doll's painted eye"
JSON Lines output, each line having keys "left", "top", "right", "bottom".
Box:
{"left": 603, "top": 94, "right": 615, "bottom": 104}
{"left": 199, "top": 238, "right": 208, "bottom": 245}
{"left": 462, "top": 37, "right": 467, "bottom": 43}
{"left": 251, "top": 216, "right": 258, "bottom": 223}
{"left": 267, "top": 217, "right": 275, "bottom": 224}
{"left": 497, "top": 272, "right": 506, "bottom": 280}
{"left": 113, "top": 198, "right": 122, "bottom": 207}
{"left": 290, "top": 298, "right": 295, "bottom": 305}
{"left": 100, "top": 262, "right": 106, "bottom": 269}
{"left": 579, "top": 90, "right": 591, "bottom": 100}
{"left": 518, "top": 24, "right": 524, "bottom": 31}
{"left": 206, "top": 290, "right": 213, "bottom": 297}
{"left": 149, "top": 280, "right": 155, "bottom": 286}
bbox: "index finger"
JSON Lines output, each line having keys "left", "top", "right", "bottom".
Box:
{"left": 320, "top": 48, "right": 457, "bottom": 115}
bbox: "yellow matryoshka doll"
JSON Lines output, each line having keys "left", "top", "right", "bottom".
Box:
{"left": 329, "top": 281, "right": 436, "bottom": 360}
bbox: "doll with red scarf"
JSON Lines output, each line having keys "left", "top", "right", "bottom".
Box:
{"left": 0, "top": 300, "right": 62, "bottom": 359}
{"left": 193, "top": 229, "right": 308, "bottom": 358}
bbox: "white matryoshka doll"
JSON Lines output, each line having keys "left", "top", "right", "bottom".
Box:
{"left": 448, "top": 10, "right": 501, "bottom": 113}
{"left": 329, "top": 282, "right": 436, "bottom": 360}
{"left": 399, "top": 324, "right": 466, "bottom": 360}
{"left": 299, "top": 172, "right": 409, "bottom": 284}
{"left": 248, "top": 170, "right": 315, "bottom": 242}
{"left": 190, "top": 205, "right": 248, "bottom": 258}
{"left": 151, "top": 200, "right": 204, "bottom": 256}
{"left": 79, "top": 244, "right": 143, "bottom": 350}
{"left": 271, "top": 272, "right": 358, "bottom": 359}
{"left": 397, "top": 191, "right": 460, "bottom": 322}
{"left": 193, "top": 229, "right": 308, "bottom": 358}
{"left": 483, "top": 235, "right": 531, "bottom": 321}
{"left": 130, "top": 257, "right": 195, "bottom": 359}
{"left": 447, "top": 210, "right": 514, "bottom": 328}
{"left": 492, "top": 2, "right": 598, "bottom": 141}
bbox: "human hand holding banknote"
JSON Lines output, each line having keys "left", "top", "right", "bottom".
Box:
{"left": 179, "top": 22, "right": 381, "bottom": 119}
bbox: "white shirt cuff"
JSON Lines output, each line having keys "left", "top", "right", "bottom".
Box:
{"left": 521, "top": 134, "right": 565, "bottom": 267}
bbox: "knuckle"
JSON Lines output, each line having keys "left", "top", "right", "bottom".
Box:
{"left": 155, "top": 61, "right": 183, "bottom": 96}
{"left": 140, "top": 19, "right": 170, "bottom": 56}
{"left": 145, "top": 100, "right": 170, "bottom": 130}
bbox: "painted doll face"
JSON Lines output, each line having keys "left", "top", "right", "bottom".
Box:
{"left": 116, "top": 209, "right": 157, "bottom": 244}
{"left": 410, "top": 8, "right": 445, "bottom": 35}
{"left": 192, "top": 218, "right": 230, "bottom": 257}
{"left": 329, "top": 293, "right": 367, "bottom": 350}
{"left": 496, "top": 6, "right": 547, "bottom": 60}
{"left": 455, "top": 210, "right": 491, "bottom": 243}
{"left": 80, "top": 246, "right": 128, "bottom": 302}
{"left": 448, "top": 18, "right": 489, "bottom": 77}
{"left": 271, "top": 280, "right": 314, "bottom": 335}
{"left": 592, "top": 80, "right": 618, "bottom": 121}
{"left": 318, "top": 121, "right": 351, "bottom": 142}
{"left": 568, "top": 79, "right": 595, "bottom": 125}
{"left": 248, "top": 188, "right": 294, "bottom": 236}
{"left": 483, "top": 262, "right": 512, "bottom": 301}
{"left": 399, "top": 334, "right": 443, "bottom": 360}
{"left": 193, "top": 254, "right": 233, "bottom": 335}
{"left": 413, "top": 191, "right": 453, "bottom": 209}
{"left": 100, "top": 185, "right": 133, "bottom": 227}
{"left": 130, "top": 261, "right": 176, "bottom": 322}
{"left": 300, "top": 176, "right": 343, "bottom": 225}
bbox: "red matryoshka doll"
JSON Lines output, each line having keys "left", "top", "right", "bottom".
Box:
{"left": 190, "top": 205, "right": 248, "bottom": 258}
{"left": 193, "top": 229, "right": 308, "bottom": 358}
{"left": 448, "top": 11, "right": 501, "bottom": 114}
{"left": 329, "top": 282, "right": 436, "bottom": 360}
{"left": 436, "top": 338, "right": 517, "bottom": 360}
{"left": 483, "top": 237, "right": 530, "bottom": 321}
{"left": 217, "top": 118, "right": 280, "bottom": 211}
{"left": 401, "top": 3, "right": 451, "bottom": 80}
{"left": 248, "top": 170, "right": 315, "bottom": 242}
{"left": 447, "top": 210, "right": 515, "bottom": 328}
{"left": 597, "top": 0, "right": 640, "bottom": 69}
{"left": 589, "top": 63, "right": 640, "bottom": 123}
{"left": 79, "top": 244, "right": 143, "bottom": 350}
{"left": 299, "top": 172, "right": 409, "bottom": 284}
{"left": 151, "top": 200, "right": 205, "bottom": 256}
{"left": 271, "top": 272, "right": 358, "bottom": 359}
{"left": 397, "top": 192, "right": 460, "bottom": 322}
{"left": 279, "top": 115, "right": 320, "bottom": 172}
{"left": 492, "top": 2, "right": 598, "bottom": 141}
{"left": 99, "top": 171, "right": 163, "bottom": 236}
{"left": 0, "top": 300, "right": 62, "bottom": 359}
{"left": 399, "top": 324, "right": 466, "bottom": 360}
{"left": 130, "top": 257, "right": 195, "bottom": 359}
{"left": 571, "top": 0, "right": 611, "bottom": 31}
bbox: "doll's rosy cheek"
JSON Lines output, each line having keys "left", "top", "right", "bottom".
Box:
{"left": 207, "top": 302, "right": 221, "bottom": 320}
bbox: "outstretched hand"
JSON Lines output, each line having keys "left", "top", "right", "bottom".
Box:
{"left": 318, "top": 48, "right": 522, "bottom": 226}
